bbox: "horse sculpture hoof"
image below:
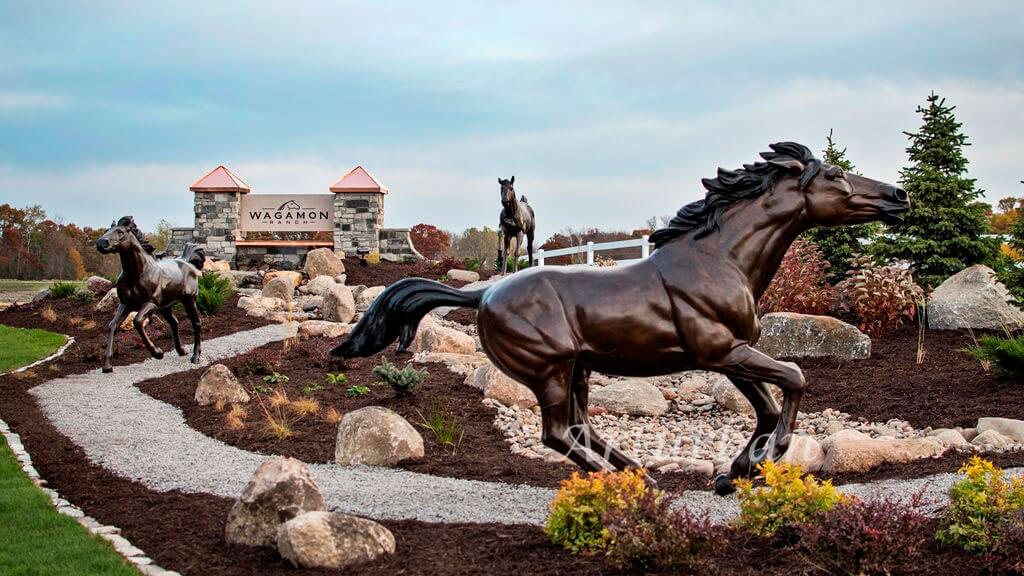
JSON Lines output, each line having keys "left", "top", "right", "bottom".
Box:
{"left": 152, "top": 350, "right": 164, "bottom": 360}
{"left": 190, "top": 356, "right": 201, "bottom": 365}
{"left": 714, "top": 474, "right": 735, "bottom": 496}
{"left": 102, "top": 367, "right": 113, "bottom": 374}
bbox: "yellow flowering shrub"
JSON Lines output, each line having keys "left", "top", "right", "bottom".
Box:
{"left": 544, "top": 468, "right": 654, "bottom": 555}
{"left": 937, "top": 457, "right": 1024, "bottom": 553}
{"left": 735, "top": 461, "right": 845, "bottom": 536}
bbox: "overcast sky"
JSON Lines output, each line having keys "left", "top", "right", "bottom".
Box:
{"left": 1, "top": 1, "right": 1022, "bottom": 240}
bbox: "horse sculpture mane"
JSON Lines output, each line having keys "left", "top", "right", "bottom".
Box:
{"left": 650, "top": 141, "right": 822, "bottom": 247}
{"left": 116, "top": 216, "right": 156, "bottom": 254}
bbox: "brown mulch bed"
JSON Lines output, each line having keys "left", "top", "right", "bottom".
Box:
{"left": 0, "top": 293, "right": 272, "bottom": 374}
{"left": 341, "top": 257, "right": 494, "bottom": 290}
{"left": 136, "top": 338, "right": 577, "bottom": 487}
{"left": 800, "top": 324, "right": 1024, "bottom": 429}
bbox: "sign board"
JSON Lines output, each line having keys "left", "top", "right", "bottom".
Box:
{"left": 239, "top": 195, "right": 334, "bottom": 232}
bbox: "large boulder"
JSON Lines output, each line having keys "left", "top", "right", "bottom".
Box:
{"left": 335, "top": 407, "right": 424, "bottom": 467}
{"left": 355, "top": 286, "right": 386, "bottom": 313}
{"left": 222, "top": 270, "right": 262, "bottom": 289}
{"left": 972, "top": 429, "right": 1014, "bottom": 450}
{"left": 323, "top": 284, "right": 356, "bottom": 324}
{"left": 779, "top": 434, "right": 825, "bottom": 473}
{"left": 300, "top": 275, "right": 337, "bottom": 297}
{"left": 447, "top": 269, "right": 479, "bottom": 283}
{"left": 756, "top": 313, "right": 870, "bottom": 360}
{"left": 225, "top": 458, "right": 326, "bottom": 547}
{"left": 94, "top": 288, "right": 120, "bottom": 312}
{"left": 262, "top": 276, "right": 295, "bottom": 303}
{"left": 195, "top": 364, "right": 250, "bottom": 405}
{"left": 709, "top": 377, "right": 784, "bottom": 414}
{"left": 264, "top": 271, "right": 303, "bottom": 288}
{"left": 821, "top": 433, "right": 946, "bottom": 474}
{"left": 481, "top": 369, "right": 538, "bottom": 409}
{"left": 590, "top": 379, "right": 669, "bottom": 417}
{"left": 276, "top": 511, "right": 395, "bottom": 570}
{"left": 409, "top": 316, "right": 475, "bottom": 355}
{"left": 203, "top": 259, "right": 231, "bottom": 273}
{"left": 303, "top": 248, "right": 345, "bottom": 279}
{"left": 298, "top": 320, "right": 352, "bottom": 340}
{"left": 976, "top": 417, "right": 1024, "bottom": 444}
{"left": 928, "top": 265, "right": 1024, "bottom": 330}
{"left": 85, "top": 275, "right": 113, "bottom": 295}
{"left": 238, "top": 295, "right": 287, "bottom": 318}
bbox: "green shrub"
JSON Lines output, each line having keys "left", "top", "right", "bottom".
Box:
{"left": 545, "top": 468, "right": 653, "bottom": 555}
{"left": 196, "top": 271, "right": 234, "bottom": 316}
{"left": 70, "top": 289, "right": 95, "bottom": 304}
{"left": 49, "top": 281, "right": 79, "bottom": 299}
{"left": 965, "top": 333, "right": 1024, "bottom": 378}
{"left": 797, "top": 494, "right": 929, "bottom": 575}
{"left": 604, "top": 490, "right": 724, "bottom": 572}
{"left": 345, "top": 385, "right": 370, "bottom": 397}
{"left": 735, "top": 461, "right": 846, "bottom": 536}
{"left": 937, "top": 457, "right": 1024, "bottom": 553}
{"left": 262, "top": 372, "right": 289, "bottom": 385}
{"left": 493, "top": 254, "right": 530, "bottom": 272}
{"left": 372, "top": 357, "right": 427, "bottom": 396}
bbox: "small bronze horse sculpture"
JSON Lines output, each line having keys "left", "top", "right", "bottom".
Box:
{"left": 335, "top": 142, "right": 909, "bottom": 495}
{"left": 496, "top": 176, "right": 535, "bottom": 275}
{"left": 95, "top": 216, "right": 206, "bottom": 373}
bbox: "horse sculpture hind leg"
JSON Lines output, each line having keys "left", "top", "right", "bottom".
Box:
{"left": 535, "top": 362, "right": 618, "bottom": 472}
{"left": 134, "top": 301, "right": 163, "bottom": 359}
{"left": 568, "top": 366, "right": 641, "bottom": 470}
{"left": 182, "top": 295, "right": 202, "bottom": 364}
{"left": 159, "top": 307, "right": 187, "bottom": 357}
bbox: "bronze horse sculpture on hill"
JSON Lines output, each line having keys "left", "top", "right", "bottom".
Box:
{"left": 95, "top": 216, "right": 206, "bottom": 373}
{"left": 496, "top": 176, "right": 535, "bottom": 275}
{"left": 335, "top": 142, "right": 909, "bottom": 495}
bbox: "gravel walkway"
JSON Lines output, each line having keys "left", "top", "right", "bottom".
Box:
{"left": 29, "top": 323, "right": 1023, "bottom": 526}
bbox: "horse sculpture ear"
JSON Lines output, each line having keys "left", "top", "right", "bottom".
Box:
{"left": 510, "top": 175, "right": 515, "bottom": 185}
{"left": 767, "top": 158, "right": 804, "bottom": 174}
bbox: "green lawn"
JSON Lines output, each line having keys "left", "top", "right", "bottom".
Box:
{"left": 0, "top": 435, "right": 139, "bottom": 575}
{"left": 0, "top": 279, "right": 84, "bottom": 294}
{"left": 0, "top": 325, "right": 68, "bottom": 374}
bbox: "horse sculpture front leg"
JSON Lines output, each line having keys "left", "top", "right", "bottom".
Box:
{"left": 102, "top": 303, "right": 127, "bottom": 373}
{"left": 712, "top": 344, "right": 805, "bottom": 495}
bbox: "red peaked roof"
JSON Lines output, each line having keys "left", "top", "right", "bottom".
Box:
{"left": 330, "top": 166, "right": 388, "bottom": 194}
{"left": 190, "top": 165, "right": 251, "bottom": 193}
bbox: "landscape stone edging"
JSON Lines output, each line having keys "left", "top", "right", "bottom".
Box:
{"left": 0, "top": 418, "right": 180, "bottom": 576}
{"left": 0, "top": 335, "right": 76, "bottom": 377}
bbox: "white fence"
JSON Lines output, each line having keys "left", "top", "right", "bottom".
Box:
{"left": 533, "top": 235, "right": 652, "bottom": 267}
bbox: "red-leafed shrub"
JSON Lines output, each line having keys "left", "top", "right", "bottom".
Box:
{"left": 760, "top": 240, "right": 834, "bottom": 315}
{"left": 603, "top": 490, "right": 725, "bottom": 572}
{"left": 840, "top": 255, "right": 924, "bottom": 337}
{"left": 797, "top": 494, "right": 929, "bottom": 576}
{"left": 988, "top": 510, "right": 1024, "bottom": 573}
{"left": 410, "top": 223, "right": 451, "bottom": 260}
{"left": 432, "top": 256, "right": 464, "bottom": 272}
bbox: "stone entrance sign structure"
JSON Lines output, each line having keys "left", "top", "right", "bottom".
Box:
{"left": 168, "top": 165, "right": 420, "bottom": 269}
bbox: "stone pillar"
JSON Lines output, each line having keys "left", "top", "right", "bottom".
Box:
{"left": 333, "top": 192, "right": 384, "bottom": 255}
{"left": 189, "top": 165, "right": 250, "bottom": 262}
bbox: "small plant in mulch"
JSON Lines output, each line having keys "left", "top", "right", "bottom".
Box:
{"left": 795, "top": 492, "right": 929, "bottom": 576}
{"left": 345, "top": 385, "right": 370, "bottom": 397}
{"left": 987, "top": 510, "right": 1024, "bottom": 573}
{"left": 545, "top": 468, "right": 652, "bottom": 555}
{"left": 963, "top": 331, "right": 1024, "bottom": 379}
{"left": 225, "top": 404, "right": 247, "bottom": 430}
{"left": 323, "top": 407, "right": 342, "bottom": 425}
{"left": 734, "top": 461, "right": 845, "bottom": 537}
{"left": 325, "top": 372, "right": 347, "bottom": 385}
{"left": 254, "top": 388, "right": 320, "bottom": 440}
{"left": 70, "top": 289, "right": 95, "bottom": 304}
{"left": 49, "top": 281, "right": 79, "bottom": 299}
{"left": 372, "top": 357, "right": 427, "bottom": 396}
{"left": 39, "top": 305, "right": 57, "bottom": 323}
{"left": 262, "top": 372, "right": 289, "bottom": 385}
{"left": 415, "top": 402, "right": 464, "bottom": 455}
{"left": 937, "top": 456, "right": 1024, "bottom": 554}
{"left": 603, "top": 489, "right": 724, "bottom": 572}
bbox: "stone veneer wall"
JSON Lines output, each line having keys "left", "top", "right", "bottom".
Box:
{"left": 379, "top": 228, "right": 423, "bottom": 260}
{"left": 333, "top": 192, "right": 383, "bottom": 254}
{"left": 165, "top": 227, "right": 195, "bottom": 256}
{"left": 235, "top": 245, "right": 309, "bottom": 271}
{"left": 194, "top": 192, "right": 241, "bottom": 260}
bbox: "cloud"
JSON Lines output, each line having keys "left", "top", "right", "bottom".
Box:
{"left": 0, "top": 91, "right": 70, "bottom": 113}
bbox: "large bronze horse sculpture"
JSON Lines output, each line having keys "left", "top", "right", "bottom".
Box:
{"left": 335, "top": 142, "right": 909, "bottom": 495}
{"left": 496, "top": 176, "right": 535, "bottom": 275}
{"left": 95, "top": 216, "right": 206, "bottom": 373}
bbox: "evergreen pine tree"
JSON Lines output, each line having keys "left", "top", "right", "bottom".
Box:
{"left": 878, "top": 92, "right": 997, "bottom": 288}
{"left": 803, "top": 129, "right": 880, "bottom": 282}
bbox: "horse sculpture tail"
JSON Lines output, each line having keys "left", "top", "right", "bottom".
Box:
{"left": 180, "top": 242, "right": 206, "bottom": 271}
{"left": 332, "top": 278, "right": 485, "bottom": 358}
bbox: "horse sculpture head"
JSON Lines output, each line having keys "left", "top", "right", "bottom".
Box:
{"left": 651, "top": 142, "right": 909, "bottom": 247}
{"left": 95, "top": 216, "right": 155, "bottom": 254}
{"left": 498, "top": 176, "right": 515, "bottom": 207}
